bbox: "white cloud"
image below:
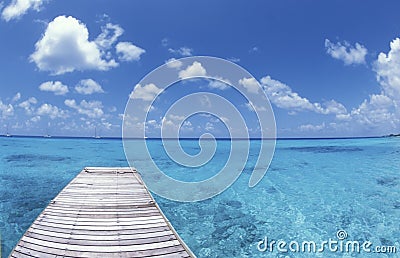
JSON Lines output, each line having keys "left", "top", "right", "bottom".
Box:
{"left": 299, "top": 123, "right": 326, "bottom": 132}
{"left": 238, "top": 77, "right": 260, "bottom": 94}
{"left": 325, "top": 39, "right": 367, "bottom": 65}
{"left": 261, "top": 75, "right": 347, "bottom": 116}
{"left": 205, "top": 122, "right": 214, "bottom": 131}
{"left": 39, "top": 81, "right": 69, "bottom": 95}
{"left": 12, "top": 92, "right": 21, "bottom": 102}
{"left": 350, "top": 94, "right": 396, "bottom": 127}
{"left": 37, "top": 103, "right": 67, "bottom": 119}
{"left": 1, "top": 0, "right": 45, "bottom": 21}
{"left": 208, "top": 80, "right": 229, "bottom": 90}
{"left": 168, "top": 46, "right": 193, "bottom": 56}
{"left": 116, "top": 42, "right": 145, "bottom": 62}
{"left": 261, "top": 76, "right": 316, "bottom": 111}
{"left": 95, "top": 23, "right": 123, "bottom": 50}
{"left": 374, "top": 38, "right": 400, "bottom": 101}
{"left": 178, "top": 61, "right": 207, "bottom": 79}
{"left": 18, "top": 97, "right": 37, "bottom": 115}
{"left": 207, "top": 76, "right": 231, "bottom": 90}
{"left": 323, "top": 100, "right": 348, "bottom": 116}
{"left": 227, "top": 57, "right": 240, "bottom": 63}
{"left": 64, "top": 99, "right": 104, "bottom": 118}
{"left": 165, "top": 58, "right": 183, "bottom": 69}
{"left": 249, "top": 46, "right": 259, "bottom": 53}
{"left": 340, "top": 37, "right": 400, "bottom": 133}
{"left": 245, "top": 101, "right": 267, "bottom": 112}
{"left": 0, "top": 100, "right": 14, "bottom": 118}
{"left": 129, "top": 83, "right": 162, "bottom": 101}
{"left": 30, "top": 15, "right": 118, "bottom": 75}
{"left": 30, "top": 115, "right": 41, "bottom": 122}
{"left": 75, "top": 79, "right": 104, "bottom": 95}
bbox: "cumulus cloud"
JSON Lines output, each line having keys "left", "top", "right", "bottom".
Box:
{"left": 374, "top": 38, "right": 400, "bottom": 101}
{"left": 37, "top": 103, "right": 67, "bottom": 119}
{"left": 341, "top": 37, "right": 400, "bottom": 133}
{"left": 349, "top": 94, "right": 396, "bottom": 128}
{"left": 325, "top": 39, "right": 367, "bottom": 65}
{"left": 39, "top": 81, "right": 69, "bottom": 95}
{"left": 116, "top": 42, "right": 145, "bottom": 62}
{"left": 30, "top": 16, "right": 118, "bottom": 75}
{"left": 1, "top": 0, "right": 46, "bottom": 21}
{"left": 129, "top": 83, "right": 162, "bottom": 101}
{"left": 0, "top": 100, "right": 14, "bottom": 118}
{"left": 168, "top": 46, "right": 193, "bottom": 56}
{"left": 238, "top": 77, "right": 261, "bottom": 94}
{"left": 64, "top": 99, "right": 104, "bottom": 118}
{"left": 178, "top": 61, "right": 206, "bottom": 79}
{"left": 18, "top": 97, "right": 37, "bottom": 115}
{"left": 165, "top": 58, "right": 183, "bottom": 69}
{"left": 75, "top": 79, "right": 104, "bottom": 95}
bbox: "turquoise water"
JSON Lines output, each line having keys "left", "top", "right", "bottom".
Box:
{"left": 1, "top": 136, "right": 399, "bottom": 257}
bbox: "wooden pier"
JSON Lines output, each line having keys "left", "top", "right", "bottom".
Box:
{"left": 10, "top": 167, "right": 195, "bottom": 258}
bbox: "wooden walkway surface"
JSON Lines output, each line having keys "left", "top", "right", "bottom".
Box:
{"left": 10, "top": 167, "right": 195, "bottom": 258}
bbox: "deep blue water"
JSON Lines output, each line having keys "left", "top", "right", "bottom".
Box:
{"left": 0, "top": 136, "right": 399, "bottom": 257}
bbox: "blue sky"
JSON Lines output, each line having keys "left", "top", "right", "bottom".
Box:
{"left": 1, "top": 0, "right": 400, "bottom": 138}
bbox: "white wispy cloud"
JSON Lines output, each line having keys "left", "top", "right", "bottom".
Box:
{"left": 39, "top": 81, "right": 69, "bottom": 95}
{"left": 299, "top": 122, "right": 326, "bottom": 132}
{"left": 95, "top": 23, "right": 123, "bottom": 50}
{"left": 64, "top": 99, "right": 104, "bottom": 118}
{"left": 1, "top": 0, "right": 46, "bottom": 21}
{"left": 168, "top": 46, "right": 193, "bottom": 56}
{"left": 30, "top": 16, "right": 118, "bottom": 75}
{"left": 116, "top": 42, "right": 145, "bottom": 62}
{"left": 75, "top": 79, "right": 104, "bottom": 95}
{"left": 12, "top": 92, "right": 21, "bottom": 102}
{"left": 325, "top": 39, "right": 367, "bottom": 65}
{"left": 261, "top": 75, "right": 347, "bottom": 116}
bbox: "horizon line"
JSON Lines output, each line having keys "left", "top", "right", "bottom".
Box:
{"left": 0, "top": 134, "right": 387, "bottom": 141}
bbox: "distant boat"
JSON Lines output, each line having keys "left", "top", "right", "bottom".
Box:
{"left": 44, "top": 127, "right": 51, "bottom": 138}
{"left": 94, "top": 127, "right": 101, "bottom": 139}
{"left": 5, "top": 124, "right": 11, "bottom": 137}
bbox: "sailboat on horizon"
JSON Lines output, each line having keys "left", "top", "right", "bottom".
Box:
{"left": 94, "top": 126, "right": 101, "bottom": 139}
{"left": 5, "top": 124, "right": 11, "bottom": 137}
{"left": 44, "top": 124, "right": 51, "bottom": 138}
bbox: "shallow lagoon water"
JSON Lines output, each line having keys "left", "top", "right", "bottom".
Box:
{"left": 0, "top": 136, "right": 399, "bottom": 257}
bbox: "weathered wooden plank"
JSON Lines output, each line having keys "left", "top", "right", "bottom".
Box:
{"left": 30, "top": 223, "right": 171, "bottom": 236}
{"left": 27, "top": 227, "right": 174, "bottom": 241}
{"left": 10, "top": 167, "right": 195, "bottom": 257}
{"left": 22, "top": 236, "right": 182, "bottom": 252}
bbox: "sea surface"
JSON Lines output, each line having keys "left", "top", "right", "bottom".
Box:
{"left": 0, "top": 136, "right": 399, "bottom": 257}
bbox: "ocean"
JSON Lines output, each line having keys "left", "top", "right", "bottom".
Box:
{"left": 0, "top": 136, "right": 399, "bottom": 257}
